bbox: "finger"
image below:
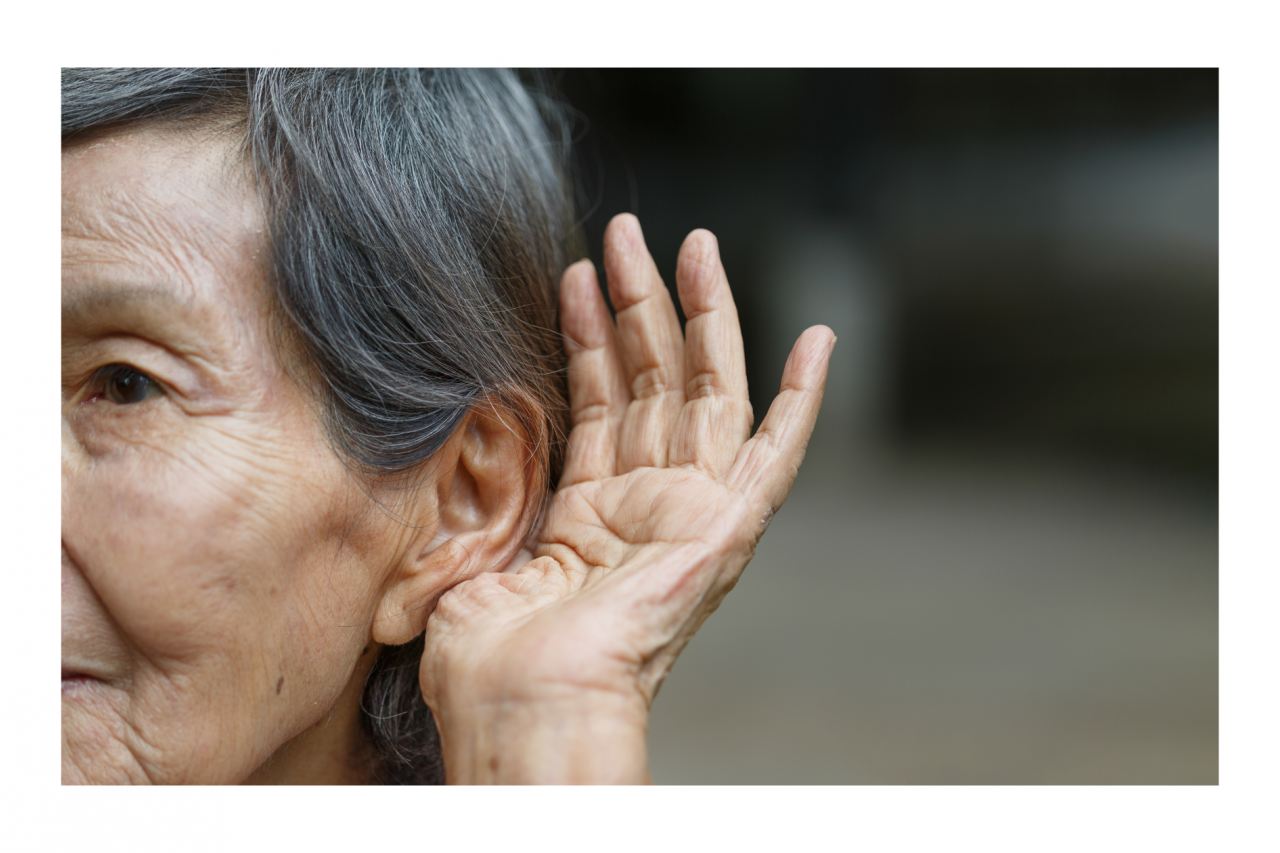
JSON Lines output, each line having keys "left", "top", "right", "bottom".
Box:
{"left": 668, "top": 229, "right": 754, "bottom": 477}
{"left": 727, "top": 326, "right": 836, "bottom": 511}
{"left": 558, "top": 259, "right": 629, "bottom": 487}
{"left": 603, "top": 213, "right": 686, "bottom": 472}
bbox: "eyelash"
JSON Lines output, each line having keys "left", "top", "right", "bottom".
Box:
{"left": 87, "top": 363, "right": 165, "bottom": 406}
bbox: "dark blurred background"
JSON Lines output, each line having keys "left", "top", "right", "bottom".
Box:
{"left": 552, "top": 69, "right": 1217, "bottom": 784}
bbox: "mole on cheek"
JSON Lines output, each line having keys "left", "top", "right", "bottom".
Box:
{"left": 276, "top": 676, "right": 284, "bottom": 694}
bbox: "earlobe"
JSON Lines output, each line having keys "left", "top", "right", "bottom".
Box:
{"left": 370, "top": 405, "right": 537, "bottom": 646}
{"left": 371, "top": 536, "right": 468, "bottom": 645}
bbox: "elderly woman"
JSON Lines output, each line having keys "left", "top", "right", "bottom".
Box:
{"left": 61, "top": 68, "right": 834, "bottom": 784}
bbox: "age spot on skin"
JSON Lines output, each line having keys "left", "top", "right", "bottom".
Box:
{"left": 276, "top": 676, "right": 284, "bottom": 695}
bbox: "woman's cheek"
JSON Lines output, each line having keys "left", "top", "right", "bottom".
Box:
{"left": 76, "top": 423, "right": 295, "bottom": 670}
{"left": 67, "top": 388, "right": 384, "bottom": 782}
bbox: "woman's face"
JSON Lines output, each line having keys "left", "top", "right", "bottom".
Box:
{"left": 61, "top": 126, "right": 418, "bottom": 783}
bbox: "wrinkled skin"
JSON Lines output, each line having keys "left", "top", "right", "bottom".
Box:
{"left": 62, "top": 124, "right": 833, "bottom": 784}
{"left": 419, "top": 218, "right": 835, "bottom": 782}
{"left": 62, "top": 127, "right": 437, "bottom": 784}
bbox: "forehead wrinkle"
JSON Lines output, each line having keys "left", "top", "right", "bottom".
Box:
{"left": 64, "top": 176, "right": 254, "bottom": 304}
{"left": 62, "top": 141, "right": 284, "bottom": 407}
{"left": 64, "top": 123, "right": 268, "bottom": 313}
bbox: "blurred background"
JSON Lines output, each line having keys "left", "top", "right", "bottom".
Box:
{"left": 551, "top": 69, "right": 1218, "bottom": 784}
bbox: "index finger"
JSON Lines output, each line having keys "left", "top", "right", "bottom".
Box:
{"left": 558, "top": 259, "right": 629, "bottom": 486}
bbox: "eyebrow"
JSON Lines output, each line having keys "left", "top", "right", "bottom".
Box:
{"left": 62, "top": 284, "right": 193, "bottom": 325}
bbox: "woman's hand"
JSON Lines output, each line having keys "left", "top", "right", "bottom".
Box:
{"left": 420, "top": 214, "right": 835, "bottom": 783}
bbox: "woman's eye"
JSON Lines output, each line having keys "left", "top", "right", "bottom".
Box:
{"left": 95, "top": 365, "right": 163, "bottom": 405}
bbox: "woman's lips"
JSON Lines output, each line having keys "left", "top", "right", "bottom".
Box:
{"left": 61, "top": 665, "right": 112, "bottom": 693}
{"left": 61, "top": 668, "right": 115, "bottom": 708}
{"left": 62, "top": 668, "right": 98, "bottom": 685}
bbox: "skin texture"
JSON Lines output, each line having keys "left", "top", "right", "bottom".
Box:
{"left": 419, "top": 216, "right": 836, "bottom": 783}
{"left": 61, "top": 126, "right": 528, "bottom": 784}
{"left": 61, "top": 125, "right": 834, "bottom": 785}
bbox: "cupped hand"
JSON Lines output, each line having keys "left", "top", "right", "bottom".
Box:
{"left": 420, "top": 214, "right": 835, "bottom": 782}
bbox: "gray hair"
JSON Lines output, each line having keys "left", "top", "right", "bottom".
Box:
{"left": 62, "top": 68, "right": 580, "bottom": 784}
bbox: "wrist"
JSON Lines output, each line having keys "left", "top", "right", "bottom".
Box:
{"left": 432, "top": 687, "right": 651, "bottom": 784}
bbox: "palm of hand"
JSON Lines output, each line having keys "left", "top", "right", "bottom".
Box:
{"left": 421, "top": 216, "right": 833, "bottom": 713}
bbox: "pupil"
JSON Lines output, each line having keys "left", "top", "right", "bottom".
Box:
{"left": 108, "top": 368, "right": 151, "bottom": 404}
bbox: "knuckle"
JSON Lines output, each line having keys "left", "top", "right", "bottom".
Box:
{"left": 685, "top": 370, "right": 723, "bottom": 400}
{"left": 751, "top": 428, "right": 782, "bottom": 458}
{"left": 572, "top": 402, "right": 611, "bottom": 424}
{"left": 631, "top": 364, "right": 678, "bottom": 400}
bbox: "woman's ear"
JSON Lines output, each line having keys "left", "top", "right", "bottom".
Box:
{"left": 371, "top": 404, "right": 538, "bottom": 646}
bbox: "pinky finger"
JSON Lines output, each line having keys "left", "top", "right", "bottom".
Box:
{"left": 726, "top": 326, "right": 836, "bottom": 512}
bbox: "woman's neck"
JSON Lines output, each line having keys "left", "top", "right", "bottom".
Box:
{"left": 243, "top": 646, "right": 381, "bottom": 785}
